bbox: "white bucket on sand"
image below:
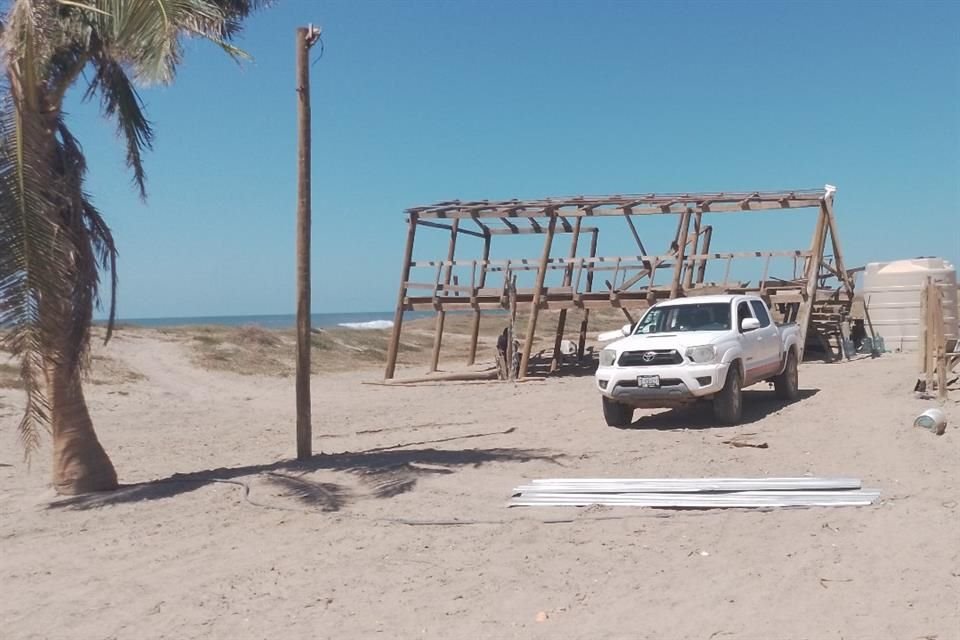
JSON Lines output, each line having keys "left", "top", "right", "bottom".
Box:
{"left": 914, "top": 408, "right": 947, "bottom": 435}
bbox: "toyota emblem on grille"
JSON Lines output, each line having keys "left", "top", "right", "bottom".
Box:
{"left": 641, "top": 351, "right": 656, "bottom": 362}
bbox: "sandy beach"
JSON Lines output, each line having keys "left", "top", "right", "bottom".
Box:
{"left": 1, "top": 323, "right": 958, "bottom": 640}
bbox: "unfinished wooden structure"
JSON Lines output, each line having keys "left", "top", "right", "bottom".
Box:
{"left": 918, "top": 277, "right": 959, "bottom": 401}
{"left": 384, "top": 188, "right": 855, "bottom": 379}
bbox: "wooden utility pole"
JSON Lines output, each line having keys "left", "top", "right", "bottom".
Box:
{"left": 295, "top": 24, "right": 321, "bottom": 461}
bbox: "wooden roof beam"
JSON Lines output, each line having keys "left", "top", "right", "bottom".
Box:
{"left": 416, "top": 218, "right": 486, "bottom": 239}
{"left": 499, "top": 217, "right": 519, "bottom": 233}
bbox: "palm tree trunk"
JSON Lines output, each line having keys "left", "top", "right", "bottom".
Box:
{"left": 49, "top": 360, "right": 117, "bottom": 494}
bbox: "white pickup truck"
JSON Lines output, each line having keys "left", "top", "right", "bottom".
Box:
{"left": 595, "top": 294, "right": 802, "bottom": 426}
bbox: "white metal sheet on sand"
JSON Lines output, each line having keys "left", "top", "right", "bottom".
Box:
{"left": 525, "top": 478, "right": 862, "bottom": 492}
{"left": 509, "top": 490, "right": 881, "bottom": 508}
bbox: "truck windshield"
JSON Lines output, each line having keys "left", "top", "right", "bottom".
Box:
{"left": 633, "top": 302, "right": 731, "bottom": 334}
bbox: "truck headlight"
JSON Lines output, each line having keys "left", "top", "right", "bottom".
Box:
{"left": 685, "top": 345, "right": 717, "bottom": 363}
{"left": 599, "top": 349, "right": 617, "bottom": 367}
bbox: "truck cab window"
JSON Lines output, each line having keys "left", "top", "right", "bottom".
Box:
{"left": 737, "top": 301, "right": 753, "bottom": 332}
{"left": 749, "top": 300, "right": 772, "bottom": 328}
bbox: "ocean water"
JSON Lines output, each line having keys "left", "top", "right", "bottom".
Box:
{"left": 113, "top": 311, "right": 434, "bottom": 330}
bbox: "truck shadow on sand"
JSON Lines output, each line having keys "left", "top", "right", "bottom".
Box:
{"left": 47, "top": 440, "right": 562, "bottom": 513}
{"left": 625, "top": 388, "right": 820, "bottom": 430}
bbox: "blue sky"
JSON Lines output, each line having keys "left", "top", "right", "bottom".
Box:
{"left": 68, "top": 0, "right": 959, "bottom": 319}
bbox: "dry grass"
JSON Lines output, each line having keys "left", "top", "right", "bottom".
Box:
{"left": 188, "top": 323, "right": 440, "bottom": 376}
{"left": 0, "top": 348, "right": 145, "bottom": 389}
{"left": 191, "top": 325, "right": 294, "bottom": 377}
{"left": 179, "top": 308, "right": 631, "bottom": 377}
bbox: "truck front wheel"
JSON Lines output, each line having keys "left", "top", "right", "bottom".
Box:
{"left": 602, "top": 397, "right": 634, "bottom": 428}
{"left": 713, "top": 365, "right": 743, "bottom": 425}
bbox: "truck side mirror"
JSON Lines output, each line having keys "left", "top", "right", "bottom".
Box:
{"left": 741, "top": 317, "right": 761, "bottom": 332}
{"left": 621, "top": 323, "right": 633, "bottom": 336}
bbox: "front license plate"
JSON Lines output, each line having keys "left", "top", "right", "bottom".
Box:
{"left": 638, "top": 375, "right": 660, "bottom": 388}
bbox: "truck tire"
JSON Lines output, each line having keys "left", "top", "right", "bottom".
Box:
{"left": 602, "top": 397, "right": 634, "bottom": 428}
{"left": 774, "top": 350, "right": 800, "bottom": 401}
{"left": 713, "top": 364, "right": 743, "bottom": 425}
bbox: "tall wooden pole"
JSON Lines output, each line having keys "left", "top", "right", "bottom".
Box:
{"left": 295, "top": 25, "right": 320, "bottom": 460}
{"left": 669, "top": 208, "right": 692, "bottom": 298}
{"left": 519, "top": 212, "right": 557, "bottom": 377}
{"left": 821, "top": 195, "right": 854, "bottom": 299}
{"left": 683, "top": 211, "right": 702, "bottom": 290}
{"left": 430, "top": 219, "right": 459, "bottom": 372}
{"left": 551, "top": 217, "right": 582, "bottom": 372}
{"left": 384, "top": 214, "right": 418, "bottom": 379}
{"left": 577, "top": 229, "right": 598, "bottom": 360}
{"left": 695, "top": 226, "right": 712, "bottom": 284}
{"left": 797, "top": 204, "right": 829, "bottom": 356}
{"left": 467, "top": 232, "right": 491, "bottom": 365}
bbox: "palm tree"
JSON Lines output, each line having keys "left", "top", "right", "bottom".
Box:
{"left": 0, "top": 0, "right": 263, "bottom": 494}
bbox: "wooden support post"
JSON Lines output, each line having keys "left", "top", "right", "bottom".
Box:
{"left": 646, "top": 258, "right": 660, "bottom": 307}
{"left": 696, "top": 225, "right": 712, "bottom": 284}
{"left": 821, "top": 195, "right": 854, "bottom": 299}
{"left": 920, "top": 277, "right": 932, "bottom": 389}
{"left": 519, "top": 212, "right": 558, "bottom": 377}
{"left": 610, "top": 258, "right": 622, "bottom": 296}
{"left": 430, "top": 218, "right": 459, "bottom": 372}
{"left": 920, "top": 276, "right": 948, "bottom": 400}
{"left": 683, "top": 211, "right": 702, "bottom": 290}
{"left": 551, "top": 218, "right": 582, "bottom": 372}
{"left": 935, "top": 286, "right": 948, "bottom": 402}
{"left": 295, "top": 25, "right": 320, "bottom": 460}
{"left": 759, "top": 254, "right": 771, "bottom": 295}
{"left": 578, "top": 229, "right": 598, "bottom": 360}
{"left": 797, "top": 204, "right": 829, "bottom": 356}
{"left": 384, "top": 213, "right": 419, "bottom": 379}
{"left": 466, "top": 232, "right": 491, "bottom": 365}
{"left": 508, "top": 275, "right": 519, "bottom": 378}
{"left": 624, "top": 213, "right": 649, "bottom": 256}
{"left": 670, "top": 208, "right": 692, "bottom": 298}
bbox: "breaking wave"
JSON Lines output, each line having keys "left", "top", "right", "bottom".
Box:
{"left": 337, "top": 320, "right": 394, "bottom": 330}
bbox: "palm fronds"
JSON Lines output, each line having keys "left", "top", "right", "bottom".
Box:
{"left": 0, "top": 85, "right": 73, "bottom": 455}
{"left": 83, "top": 56, "right": 153, "bottom": 197}
{"left": 0, "top": 0, "right": 264, "bottom": 461}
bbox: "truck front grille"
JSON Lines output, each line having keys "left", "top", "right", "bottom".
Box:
{"left": 618, "top": 349, "right": 683, "bottom": 366}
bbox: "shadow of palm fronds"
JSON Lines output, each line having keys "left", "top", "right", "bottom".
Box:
{"left": 47, "top": 445, "right": 561, "bottom": 511}
{"left": 262, "top": 472, "right": 352, "bottom": 511}
{"left": 352, "top": 461, "right": 455, "bottom": 499}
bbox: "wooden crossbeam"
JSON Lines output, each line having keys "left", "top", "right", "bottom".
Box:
{"left": 416, "top": 218, "right": 486, "bottom": 238}
{"left": 410, "top": 250, "right": 812, "bottom": 269}
{"left": 410, "top": 190, "right": 826, "bottom": 220}
{"left": 488, "top": 225, "right": 597, "bottom": 236}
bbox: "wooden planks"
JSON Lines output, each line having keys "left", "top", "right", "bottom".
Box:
{"left": 920, "top": 277, "right": 950, "bottom": 401}
{"left": 409, "top": 190, "right": 827, "bottom": 220}
{"left": 390, "top": 187, "right": 852, "bottom": 379}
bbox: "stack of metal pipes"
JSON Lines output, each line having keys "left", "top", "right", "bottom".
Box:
{"left": 509, "top": 477, "right": 880, "bottom": 509}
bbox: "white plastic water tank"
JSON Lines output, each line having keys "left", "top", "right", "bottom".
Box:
{"left": 862, "top": 258, "right": 959, "bottom": 351}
